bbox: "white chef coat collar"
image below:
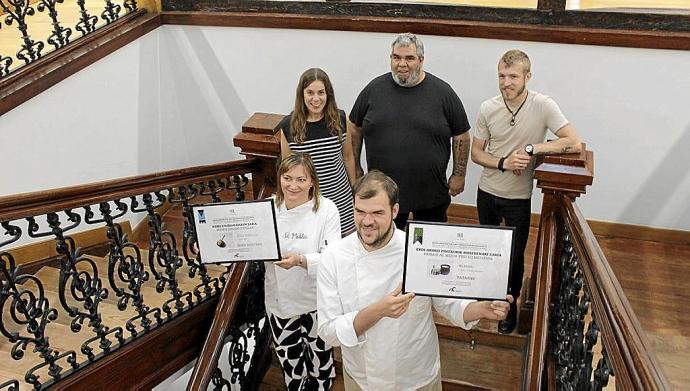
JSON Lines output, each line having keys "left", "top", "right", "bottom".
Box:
{"left": 278, "top": 197, "right": 316, "bottom": 213}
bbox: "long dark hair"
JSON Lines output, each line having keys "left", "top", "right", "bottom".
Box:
{"left": 290, "top": 68, "right": 343, "bottom": 144}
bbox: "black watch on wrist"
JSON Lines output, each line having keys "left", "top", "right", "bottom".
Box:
{"left": 524, "top": 144, "right": 534, "bottom": 156}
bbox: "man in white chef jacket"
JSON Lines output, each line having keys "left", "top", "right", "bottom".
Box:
{"left": 317, "top": 170, "right": 513, "bottom": 390}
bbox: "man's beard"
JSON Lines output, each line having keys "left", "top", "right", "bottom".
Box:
{"left": 502, "top": 83, "right": 526, "bottom": 102}
{"left": 392, "top": 67, "right": 422, "bottom": 87}
{"left": 357, "top": 218, "right": 395, "bottom": 249}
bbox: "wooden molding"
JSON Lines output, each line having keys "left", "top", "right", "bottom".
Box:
{"left": 160, "top": 11, "right": 690, "bottom": 51}
{"left": 447, "top": 203, "right": 690, "bottom": 246}
{"left": 6, "top": 222, "right": 132, "bottom": 266}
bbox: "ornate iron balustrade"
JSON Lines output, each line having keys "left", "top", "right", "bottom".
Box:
{"left": 0, "top": 158, "right": 270, "bottom": 389}
{"left": 523, "top": 149, "right": 670, "bottom": 390}
{"left": 0, "top": 0, "right": 139, "bottom": 79}
{"left": 187, "top": 112, "right": 282, "bottom": 391}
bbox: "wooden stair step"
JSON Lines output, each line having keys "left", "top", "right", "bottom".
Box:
{"left": 0, "top": 366, "right": 25, "bottom": 385}
{"left": 439, "top": 334, "right": 524, "bottom": 390}
{"left": 0, "top": 313, "right": 90, "bottom": 388}
{"left": 0, "top": 343, "right": 38, "bottom": 387}
{"left": 433, "top": 311, "right": 528, "bottom": 350}
{"left": 121, "top": 249, "right": 221, "bottom": 294}
{"left": 43, "top": 251, "right": 217, "bottom": 310}
{"left": 12, "top": 278, "right": 130, "bottom": 353}
{"left": 20, "top": 266, "right": 195, "bottom": 344}
{"left": 432, "top": 313, "right": 526, "bottom": 389}
{"left": 27, "top": 265, "right": 167, "bottom": 314}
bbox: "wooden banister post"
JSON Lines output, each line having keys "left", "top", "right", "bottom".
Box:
{"left": 233, "top": 112, "right": 284, "bottom": 199}
{"left": 517, "top": 144, "right": 594, "bottom": 334}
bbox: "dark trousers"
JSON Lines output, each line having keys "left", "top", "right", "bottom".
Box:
{"left": 394, "top": 202, "right": 450, "bottom": 231}
{"left": 476, "top": 188, "right": 531, "bottom": 300}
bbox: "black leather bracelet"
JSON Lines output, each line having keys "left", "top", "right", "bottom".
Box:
{"left": 498, "top": 157, "right": 506, "bottom": 172}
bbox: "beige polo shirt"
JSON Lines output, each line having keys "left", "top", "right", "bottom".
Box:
{"left": 474, "top": 91, "right": 569, "bottom": 199}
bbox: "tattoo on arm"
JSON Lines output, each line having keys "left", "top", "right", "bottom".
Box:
{"left": 452, "top": 137, "right": 469, "bottom": 176}
{"left": 560, "top": 146, "right": 572, "bottom": 154}
{"left": 351, "top": 134, "right": 363, "bottom": 163}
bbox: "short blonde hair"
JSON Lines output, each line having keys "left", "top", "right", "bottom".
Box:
{"left": 500, "top": 50, "right": 531, "bottom": 74}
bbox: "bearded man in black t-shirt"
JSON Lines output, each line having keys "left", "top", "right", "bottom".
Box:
{"left": 348, "top": 33, "right": 471, "bottom": 230}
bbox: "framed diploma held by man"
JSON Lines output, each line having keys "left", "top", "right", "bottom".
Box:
{"left": 403, "top": 221, "right": 514, "bottom": 300}
{"left": 192, "top": 199, "right": 280, "bottom": 264}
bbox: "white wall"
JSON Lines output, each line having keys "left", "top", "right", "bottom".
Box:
{"left": 1, "top": 25, "right": 689, "bottom": 231}
{"left": 157, "top": 25, "right": 690, "bottom": 231}
{"left": 0, "top": 36, "right": 144, "bottom": 194}
{"left": 0, "top": 32, "right": 160, "bottom": 247}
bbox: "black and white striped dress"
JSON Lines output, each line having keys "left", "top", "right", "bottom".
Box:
{"left": 280, "top": 111, "right": 355, "bottom": 235}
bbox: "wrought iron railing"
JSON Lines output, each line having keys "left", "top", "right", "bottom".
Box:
{"left": 0, "top": 0, "right": 139, "bottom": 78}
{"left": 187, "top": 112, "right": 283, "bottom": 391}
{"left": 523, "top": 149, "right": 670, "bottom": 390}
{"left": 0, "top": 156, "right": 273, "bottom": 389}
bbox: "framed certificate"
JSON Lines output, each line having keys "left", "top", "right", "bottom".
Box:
{"left": 191, "top": 199, "right": 281, "bottom": 264}
{"left": 402, "top": 221, "right": 514, "bottom": 300}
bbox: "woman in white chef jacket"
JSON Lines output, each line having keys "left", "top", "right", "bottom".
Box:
{"left": 265, "top": 153, "right": 342, "bottom": 391}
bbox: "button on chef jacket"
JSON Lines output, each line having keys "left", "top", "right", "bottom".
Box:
{"left": 317, "top": 229, "right": 478, "bottom": 390}
{"left": 264, "top": 196, "right": 341, "bottom": 319}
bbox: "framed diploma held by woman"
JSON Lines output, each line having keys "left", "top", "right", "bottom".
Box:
{"left": 192, "top": 199, "right": 280, "bottom": 264}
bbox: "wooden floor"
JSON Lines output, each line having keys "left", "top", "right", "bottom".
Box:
{"left": 596, "top": 236, "right": 690, "bottom": 389}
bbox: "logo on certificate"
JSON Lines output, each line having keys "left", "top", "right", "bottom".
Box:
{"left": 197, "top": 210, "right": 206, "bottom": 224}
{"left": 413, "top": 227, "right": 424, "bottom": 245}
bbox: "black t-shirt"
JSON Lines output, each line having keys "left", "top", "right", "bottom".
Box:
{"left": 349, "top": 73, "right": 470, "bottom": 212}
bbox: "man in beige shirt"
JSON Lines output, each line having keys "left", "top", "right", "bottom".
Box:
{"left": 471, "top": 49, "right": 581, "bottom": 334}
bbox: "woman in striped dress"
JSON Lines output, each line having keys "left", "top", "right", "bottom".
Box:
{"left": 279, "top": 68, "right": 355, "bottom": 236}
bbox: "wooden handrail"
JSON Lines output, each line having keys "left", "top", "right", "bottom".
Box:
{"left": 524, "top": 208, "right": 557, "bottom": 388}
{"left": 561, "top": 197, "right": 670, "bottom": 389}
{"left": 522, "top": 142, "right": 669, "bottom": 389}
{"left": 187, "top": 262, "right": 249, "bottom": 389}
{"left": 0, "top": 159, "right": 258, "bottom": 222}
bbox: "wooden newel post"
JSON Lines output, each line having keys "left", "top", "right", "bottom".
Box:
{"left": 233, "top": 113, "right": 284, "bottom": 199}
{"left": 517, "top": 144, "right": 594, "bottom": 334}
